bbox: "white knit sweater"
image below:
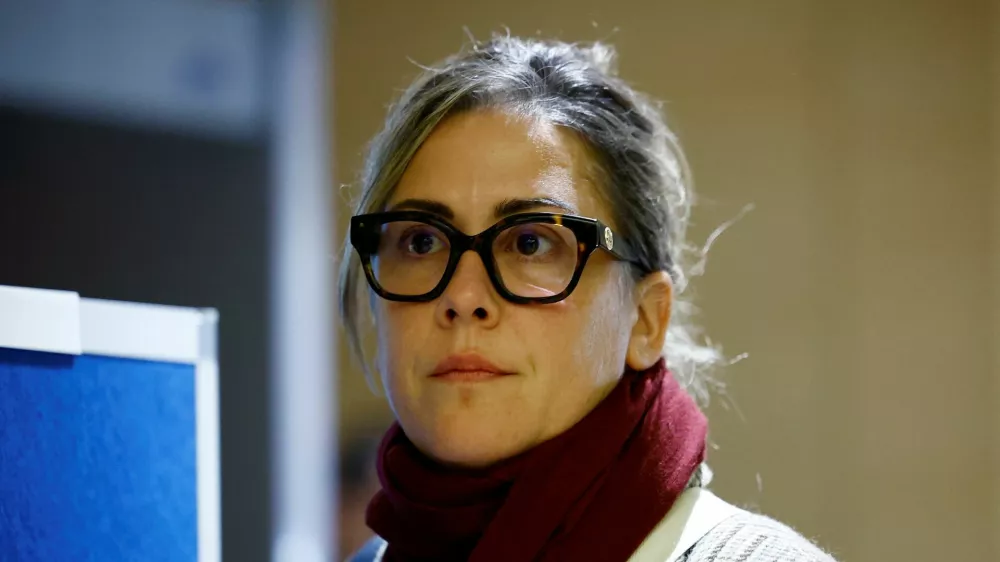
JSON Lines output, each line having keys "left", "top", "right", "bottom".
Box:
{"left": 677, "top": 509, "right": 835, "bottom": 562}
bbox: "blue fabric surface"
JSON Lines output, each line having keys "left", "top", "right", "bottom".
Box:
{"left": 0, "top": 347, "right": 197, "bottom": 562}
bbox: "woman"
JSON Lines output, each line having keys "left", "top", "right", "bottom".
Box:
{"left": 340, "top": 36, "right": 836, "bottom": 562}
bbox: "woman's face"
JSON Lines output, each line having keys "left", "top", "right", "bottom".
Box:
{"left": 374, "top": 110, "right": 668, "bottom": 467}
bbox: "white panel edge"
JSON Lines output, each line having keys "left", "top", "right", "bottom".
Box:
{"left": 196, "top": 308, "right": 221, "bottom": 562}
{"left": 79, "top": 298, "right": 211, "bottom": 364}
{"left": 0, "top": 284, "right": 82, "bottom": 354}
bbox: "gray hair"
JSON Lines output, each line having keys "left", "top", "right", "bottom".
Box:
{"left": 339, "top": 36, "right": 723, "bottom": 403}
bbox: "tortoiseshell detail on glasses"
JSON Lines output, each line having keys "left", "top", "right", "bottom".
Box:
{"left": 350, "top": 211, "right": 646, "bottom": 304}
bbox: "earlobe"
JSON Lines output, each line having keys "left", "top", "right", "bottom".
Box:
{"left": 625, "top": 271, "right": 673, "bottom": 371}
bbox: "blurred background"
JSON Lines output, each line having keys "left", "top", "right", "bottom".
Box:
{"left": 1, "top": 1, "right": 997, "bottom": 561}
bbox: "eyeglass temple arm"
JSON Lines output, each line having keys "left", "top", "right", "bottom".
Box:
{"left": 597, "top": 222, "right": 643, "bottom": 268}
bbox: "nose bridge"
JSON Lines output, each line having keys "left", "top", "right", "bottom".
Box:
{"left": 450, "top": 228, "right": 492, "bottom": 262}
{"left": 436, "top": 245, "right": 500, "bottom": 323}
{"left": 446, "top": 225, "right": 494, "bottom": 285}
{"left": 448, "top": 247, "right": 492, "bottom": 292}
{"left": 469, "top": 229, "right": 492, "bottom": 254}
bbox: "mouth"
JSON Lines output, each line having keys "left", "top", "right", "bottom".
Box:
{"left": 430, "top": 353, "right": 514, "bottom": 382}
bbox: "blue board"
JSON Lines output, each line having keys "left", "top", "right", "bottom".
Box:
{"left": 0, "top": 347, "right": 198, "bottom": 562}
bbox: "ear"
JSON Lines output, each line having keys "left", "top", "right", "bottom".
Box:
{"left": 625, "top": 271, "right": 673, "bottom": 371}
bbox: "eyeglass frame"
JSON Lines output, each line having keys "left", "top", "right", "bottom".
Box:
{"left": 350, "top": 210, "right": 648, "bottom": 304}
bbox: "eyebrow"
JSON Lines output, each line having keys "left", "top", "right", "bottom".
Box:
{"left": 387, "top": 196, "right": 577, "bottom": 221}
{"left": 492, "top": 197, "right": 577, "bottom": 218}
{"left": 387, "top": 198, "right": 455, "bottom": 219}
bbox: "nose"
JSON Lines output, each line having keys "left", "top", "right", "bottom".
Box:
{"left": 435, "top": 251, "right": 501, "bottom": 328}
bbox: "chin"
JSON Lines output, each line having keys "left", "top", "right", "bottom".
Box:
{"left": 408, "top": 416, "right": 532, "bottom": 468}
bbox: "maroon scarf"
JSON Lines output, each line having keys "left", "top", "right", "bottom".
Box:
{"left": 366, "top": 360, "right": 707, "bottom": 562}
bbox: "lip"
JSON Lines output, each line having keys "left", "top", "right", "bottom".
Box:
{"left": 430, "top": 353, "right": 513, "bottom": 382}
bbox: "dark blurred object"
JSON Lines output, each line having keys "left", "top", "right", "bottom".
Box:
{"left": 338, "top": 431, "right": 383, "bottom": 561}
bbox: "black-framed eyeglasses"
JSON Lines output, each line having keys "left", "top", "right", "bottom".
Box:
{"left": 350, "top": 210, "right": 646, "bottom": 304}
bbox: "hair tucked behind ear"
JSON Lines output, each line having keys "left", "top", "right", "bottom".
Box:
{"left": 339, "top": 34, "right": 727, "bottom": 404}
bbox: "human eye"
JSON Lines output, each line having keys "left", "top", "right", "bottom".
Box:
{"left": 398, "top": 225, "right": 447, "bottom": 257}
{"left": 499, "top": 224, "right": 561, "bottom": 260}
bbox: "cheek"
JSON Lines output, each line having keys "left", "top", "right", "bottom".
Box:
{"left": 512, "top": 269, "right": 631, "bottom": 373}
{"left": 374, "top": 303, "right": 443, "bottom": 420}
{"left": 564, "top": 270, "right": 633, "bottom": 372}
{"left": 374, "top": 303, "right": 433, "bottom": 376}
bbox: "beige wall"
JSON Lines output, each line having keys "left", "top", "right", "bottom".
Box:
{"left": 802, "top": 4, "right": 994, "bottom": 559}
{"left": 993, "top": 0, "right": 999, "bottom": 557}
{"left": 334, "top": 2, "right": 999, "bottom": 560}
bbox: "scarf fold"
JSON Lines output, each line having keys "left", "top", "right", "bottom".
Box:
{"left": 366, "top": 359, "right": 707, "bottom": 562}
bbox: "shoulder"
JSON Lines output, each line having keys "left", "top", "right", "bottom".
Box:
{"left": 346, "top": 536, "right": 386, "bottom": 562}
{"left": 680, "top": 509, "right": 837, "bottom": 562}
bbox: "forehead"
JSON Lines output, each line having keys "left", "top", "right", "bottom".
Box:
{"left": 388, "top": 110, "right": 607, "bottom": 230}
